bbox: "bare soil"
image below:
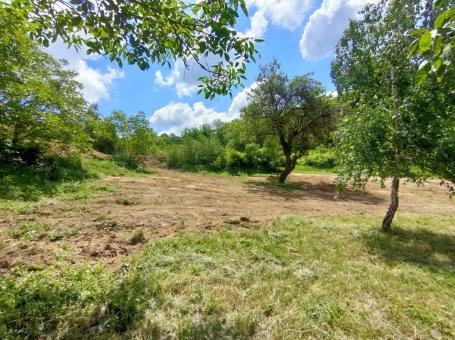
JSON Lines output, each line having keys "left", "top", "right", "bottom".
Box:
{"left": 1, "top": 169, "right": 454, "bottom": 274}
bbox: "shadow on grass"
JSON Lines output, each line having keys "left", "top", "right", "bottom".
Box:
{"left": 0, "top": 159, "right": 88, "bottom": 201}
{"left": 364, "top": 226, "right": 455, "bottom": 271}
{"left": 245, "top": 176, "right": 384, "bottom": 204}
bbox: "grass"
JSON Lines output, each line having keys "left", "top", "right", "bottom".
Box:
{"left": 1, "top": 213, "right": 454, "bottom": 339}
{"left": 0, "top": 155, "right": 154, "bottom": 217}
{"left": 9, "top": 222, "right": 79, "bottom": 242}
{"left": 294, "top": 163, "right": 337, "bottom": 174}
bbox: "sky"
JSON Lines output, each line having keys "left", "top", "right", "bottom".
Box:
{"left": 47, "top": 0, "right": 372, "bottom": 135}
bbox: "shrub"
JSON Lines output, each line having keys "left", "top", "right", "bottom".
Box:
{"left": 301, "top": 147, "right": 337, "bottom": 169}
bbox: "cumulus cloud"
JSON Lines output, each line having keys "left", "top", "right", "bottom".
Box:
{"left": 243, "top": 0, "right": 313, "bottom": 38}
{"left": 247, "top": 0, "right": 313, "bottom": 31}
{"left": 150, "top": 83, "right": 257, "bottom": 135}
{"left": 46, "top": 41, "right": 124, "bottom": 103}
{"left": 226, "top": 82, "right": 258, "bottom": 117}
{"left": 74, "top": 61, "right": 123, "bottom": 103}
{"left": 154, "top": 59, "right": 205, "bottom": 97}
{"left": 244, "top": 10, "right": 269, "bottom": 38}
{"left": 150, "top": 102, "right": 226, "bottom": 135}
{"left": 155, "top": 60, "right": 205, "bottom": 97}
{"left": 300, "top": 0, "right": 373, "bottom": 60}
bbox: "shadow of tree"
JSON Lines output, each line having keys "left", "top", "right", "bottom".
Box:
{"left": 0, "top": 160, "right": 87, "bottom": 201}
{"left": 363, "top": 227, "right": 455, "bottom": 271}
{"left": 245, "top": 176, "right": 384, "bottom": 204}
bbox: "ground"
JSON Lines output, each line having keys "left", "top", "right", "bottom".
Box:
{"left": 1, "top": 169, "right": 454, "bottom": 274}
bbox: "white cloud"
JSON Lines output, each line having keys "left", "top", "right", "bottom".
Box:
{"left": 226, "top": 82, "right": 258, "bottom": 117}
{"left": 150, "top": 102, "right": 227, "bottom": 135}
{"left": 74, "top": 61, "right": 124, "bottom": 103}
{"left": 150, "top": 83, "right": 257, "bottom": 135}
{"left": 45, "top": 41, "right": 124, "bottom": 103}
{"left": 300, "top": 0, "right": 374, "bottom": 60}
{"left": 244, "top": 10, "right": 269, "bottom": 38}
{"left": 154, "top": 59, "right": 206, "bottom": 97}
{"left": 243, "top": 0, "right": 313, "bottom": 38}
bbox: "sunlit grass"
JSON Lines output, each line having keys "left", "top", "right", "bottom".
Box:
{"left": 1, "top": 214, "right": 454, "bottom": 339}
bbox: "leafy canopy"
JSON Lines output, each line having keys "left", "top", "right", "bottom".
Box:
{"left": 1, "top": 0, "right": 260, "bottom": 99}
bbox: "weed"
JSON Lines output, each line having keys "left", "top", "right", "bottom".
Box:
{"left": 129, "top": 229, "right": 146, "bottom": 245}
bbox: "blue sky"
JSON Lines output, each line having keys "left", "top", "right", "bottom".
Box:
{"left": 47, "top": 0, "right": 370, "bottom": 135}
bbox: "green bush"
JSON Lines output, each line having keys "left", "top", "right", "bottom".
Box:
{"left": 301, "top": 147, "right": 337, "bottom": 169}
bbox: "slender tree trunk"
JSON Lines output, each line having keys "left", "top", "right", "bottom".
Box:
{"left": 381, "top": 177, "right": 400, "bottom": 232}
{"left": 278, "top": 154, "right": 295, "bottom": 183}
{"left": 11, "top": 122, "right": 20, "bottom": 150}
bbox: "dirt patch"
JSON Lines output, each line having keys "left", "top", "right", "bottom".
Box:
{"left": 1, "top": 169, "right": 454, "bottom": 274}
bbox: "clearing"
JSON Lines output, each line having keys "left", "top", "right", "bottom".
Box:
{"left": 1, "top": 169, "right": 454, "bottom": 274}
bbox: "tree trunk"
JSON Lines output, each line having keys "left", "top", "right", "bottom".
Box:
{"left": 278, "top": 155, "right": 295, "bottom": 183}
{"left": 381, "top": 177, "right": 400, "bottom": 232}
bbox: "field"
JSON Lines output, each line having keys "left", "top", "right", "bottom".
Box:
{"left": 1, "top": 164, "right": 454, "bottom": 338}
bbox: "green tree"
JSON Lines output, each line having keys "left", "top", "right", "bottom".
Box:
{"left": 0, "top": 33, "right": 89, "bottom": 163}
{"left": 243, "top": 61, "right": 335, "bottom": 183}
{"left": 1, "top": 0, "right": 260, "bottom": 98}
{"left": 331, "top": 0, "right": 454, "bottom": 232}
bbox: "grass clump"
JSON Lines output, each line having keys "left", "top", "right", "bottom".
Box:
{"left": 0, "top": 214, "right": 454, "bottom": 339}
{"left": 129, "top": 229, "right": 146, "bottom": 245}
{"left": 9, "top": 223, "right": 79, "bottom": 242}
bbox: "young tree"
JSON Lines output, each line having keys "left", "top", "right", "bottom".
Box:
{"left": 331, "top": 0, "right": 454, "bottom": 232}
{"left": 1, "top": 0, "right": 260, "bottom": 98}
{"left": 242, "top": 61, "right": 335, "bottom": 183}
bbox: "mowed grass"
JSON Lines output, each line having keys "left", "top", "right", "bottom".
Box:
{"left": 1, "top": 214, "right": 454, "bottom": 339}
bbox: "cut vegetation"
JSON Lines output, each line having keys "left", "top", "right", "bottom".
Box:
{"left": 1, "top": 213, "right": 454, "bottom": 339}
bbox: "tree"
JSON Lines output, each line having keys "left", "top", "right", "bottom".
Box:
{"left": 1, "top": 0, "right": 260, "bottom": 98}
{"left": 0, "top": 33, "right": 90, "bottom": 163}
{"left": 242, "top": 61, "right": 335, "bottom": 183}
{"left": 408, "top": 0, "right": 455, "bottom": 83}
{"left": 331, "top": 0, "right": 454, "bottom": 232}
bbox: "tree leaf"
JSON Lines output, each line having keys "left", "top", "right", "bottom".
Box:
{"left": 418, "top": 30, "right": 432, "bottom": 55}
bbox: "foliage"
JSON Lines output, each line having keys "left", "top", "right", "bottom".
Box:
{"left": 159, "top": 121, "right": 283, "bottom": 173}
{"left": 408, "top": 0, "right": 455, "bottom": 83}
{"left": 243, "top": 60, "right": 336, "bottom": 182}
{"left": 301, "top": 146, "right": 337, "bottom": 169}
{"left": 1, "top": 214, "right": 454, "bottom": 338}
{"left": 0, "top": 32, "right": 90, "bottom": 163}
{"left": 331, "top": 0, "right": 455, "bottom": 230}
{"left": 1, "top": 0, "right": 261, "bottom": 98}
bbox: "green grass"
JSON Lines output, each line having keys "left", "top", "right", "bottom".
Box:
{"left": 9, "top": 222, "right": 79, "bottom": 242}
{"left": 0, "top": 155, "right": 154, "bottom": 216}
{"left": 1, "top": 214, "right": 454, "bottom": 339}
{"left": 294, "top": 163, "right": 337, "bottom": 174}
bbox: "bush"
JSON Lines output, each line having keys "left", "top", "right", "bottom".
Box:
{"left": 301, "top": 147, "right": 337, "bottom": 169}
